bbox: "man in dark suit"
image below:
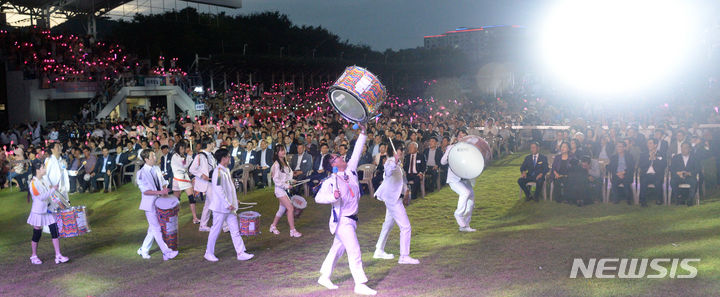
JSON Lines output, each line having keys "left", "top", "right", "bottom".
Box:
{"left": 423, "top": 137, "right": 444, "bottom": 192}
{"left": 638, "top": 139, "right": 667, "bottom": 206}
{"left": 518, "top": 142, "right": 549, "bottom": 202}
{"left": 608, "top": 141, "right": 635, "bottom": 204}
{"left": 159, "top": 145, "right": 173, "bottom": 187}
{"left": 670, "top": 142, "right": 699, "bottom": 206}
{"left": 654, "top": 130, "right": 669, "bottom": 157}
{"left": 92, "top": 146, "right": 117, "bottom": 193}
{"left": 291, "top": 143, "right": 313, "bottom": 180}
{"left": 403, "top": 142, "right": 426, "bottom": 199}
{"left": 669, "top": 130, "right": 688, "bottom": 158}
{"left": 309, "top": 143, "right": 330, "bottom": 190}
{"left": 254, "top": 139, "right": 273, "bottom": 188}
{"left": 282, "top": 136, "right": 298, "bottom": 155}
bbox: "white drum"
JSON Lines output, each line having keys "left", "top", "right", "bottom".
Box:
{"left": 448, "top": 135, "right": 492, "bottom": 180}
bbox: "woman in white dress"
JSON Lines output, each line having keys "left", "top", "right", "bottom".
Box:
{"left": 269, "top": 146, "right": 302, "bottom": 237}
{"left": 172, "top": 140, "right": 200, "bottom": 224}
{"left": 27, "top": 160, "right": 69, "bottom": 265}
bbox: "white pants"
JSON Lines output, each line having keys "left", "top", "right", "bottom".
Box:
{"left": 320, "top": 217, "right": 368, "bottom": 284}
{"left": 449, "top": 180, "right": 475, "bottom": 228}
{"left": 375, "top": 196, "right": 412, "bottom": 256}
{"left": 199, "top": 191, "right": 212, "bottom": 227}
{"left": 199, "top": 192, "right": 227, "bottom": 229}
{"left": 140, "top": 211, "right": 172, "bottom": 254}
{"left": 205, "top": 211, "right": 246, "bottom": 256}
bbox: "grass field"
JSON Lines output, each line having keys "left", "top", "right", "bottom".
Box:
{"left": 2, "top": 153, "right": 720, "bottom": 297}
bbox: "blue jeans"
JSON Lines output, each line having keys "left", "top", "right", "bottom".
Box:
{"left": 7, "top": 171, "right": 29, "bottom": 190}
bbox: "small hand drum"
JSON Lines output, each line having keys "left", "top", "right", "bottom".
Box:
{"left": 327, "top": 66, "right": 387, "bottom": 123}
{"left": 290, "top": 195, "right": 307, "bottom": 219}
{"left": 448, "top": 135, "right": 492, "bottom": 179}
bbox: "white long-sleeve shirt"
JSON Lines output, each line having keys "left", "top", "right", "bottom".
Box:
{"left": 315, "top": 133, "right": 367, "bottom": 234}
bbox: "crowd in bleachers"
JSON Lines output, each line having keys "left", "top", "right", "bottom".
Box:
{"left": 2, "top": 28, "right": 720, "bottom": 209}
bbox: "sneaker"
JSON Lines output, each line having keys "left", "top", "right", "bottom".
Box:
{"left": 163, "top": 250, "right": 179, "bottom": 261}
{"left": 373, "top": 249, "right": 394, "bottom": 260}
{"left": 317, "top": 277, "right": 338, "bottom": 290}
{"left": 237, "top": 252, "right": 254, "bottom": 261}
{"left": 204, "top": 253, "right": 219, "bottom": 262}
{"left": 459, "top": 226, "right": 477, "bottom": 232}
{"left": 137, "top": 248, "right": 151, "bottom": 259}
{"left": 354, "top": 283, "right": 377, "bottom": 296}
{"left": 398, "top": 255, "right": 420, "bottom": 265}
{"left": 199, "top": 226, "right": 211, "bottom": 232}
{"left": 290, "top": 229, "right": 302, "bottom": 238}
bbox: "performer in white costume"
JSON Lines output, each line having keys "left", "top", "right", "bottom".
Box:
{"left": 440, "top": 130, "right": 477, "bottom": 232}
{"left": 315, "top": 124, "right": 377, "bottom": 296}
{"left": 27, "top": 160, "right": 69, "bottom": 265}
{"left": 203, "top": 148, "right": 255, "bottom": 262}
{"left": 372, "top": 141, "right": 419, "bottom": 264}
{"left": 135, "top": 150, "right": 179, "bottom": 261}
{"left": 44, "top": 143, "right": 70, "bottom": 208}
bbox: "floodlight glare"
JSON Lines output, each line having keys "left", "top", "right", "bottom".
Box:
{"left": 539, "top": 0, "right": 697, "bottom": 94}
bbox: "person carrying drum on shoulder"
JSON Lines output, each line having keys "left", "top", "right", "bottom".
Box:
{"left": 204, "top": 148, "right": 254, "bottom": 262}
{"left": 441, "top": 129, "right": 477, "bottom": 232}
{"left": 192, "top": 138, "right": 224, "bottom": 232}
{"left": 373, "top": 140, "right": 420, "bottom": 265}
{"left": 136, "top": 150, "right": 179, "bottom": 261}
{"left": 27, "top": 160, "right": 69, "bottom": 265}
{"left": 315, "top": 123, "right": 377, "bottom": 296}
{"left": 171, "top": 140, "right": 200, "bottom": 224}
{"left": 268, "top": 146, "right": 302, "bottom": 237}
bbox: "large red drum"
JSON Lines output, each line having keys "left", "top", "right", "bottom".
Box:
{"left": 448, "top": 135, "right": 492, "bottom": 179}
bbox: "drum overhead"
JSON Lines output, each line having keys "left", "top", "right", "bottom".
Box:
{"left": 327, "top": 66, "right": 387, "bottom": 123}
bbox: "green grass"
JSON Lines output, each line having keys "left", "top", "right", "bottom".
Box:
{"left": 2, "top": 153, "right": 720, "bottom": 296}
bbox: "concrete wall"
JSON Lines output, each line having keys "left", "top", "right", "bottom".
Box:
{"left": 6, "top": 70, "right": 94, "bottom": 125}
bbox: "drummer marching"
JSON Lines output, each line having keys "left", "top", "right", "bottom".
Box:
{"left": 441, "top": 130, "right": 477, "bottom": 232}
{"left": 136, "top": 150, "right": 179, "bottom": 261}
{"left": 27, "top": 159, "right": 69, "bottom": 265}
{"left": 203, "top": 148, "right": 254, "bottom": 262}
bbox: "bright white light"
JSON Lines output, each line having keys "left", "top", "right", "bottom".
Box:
{"left": 193, "top": 86, "right": 204, "bottom": 93}
{"left": 539, "top": 0, "right": 697, "bottom": 94}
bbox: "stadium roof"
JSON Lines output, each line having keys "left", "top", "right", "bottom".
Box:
{"left": 3, "top": 0, "right": 134, "bottom": 16}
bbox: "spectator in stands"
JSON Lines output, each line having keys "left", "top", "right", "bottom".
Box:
{"left": 423, "top": 138, "right": 443, "bottom": 192}
{"left": 255, "top": 139, "right": 273, "bottom": 188}
{"left": 670, "top": 142, "right": 699, "bottom": 206}
{"left": 518, "top": 142, "right": 548, "bottom": 202}
{"left": 92, "top": 147, "right": 116, "bottom": 193}
{"left": 550, "top": 142, "right": 573, "bottom": 203}
{"left": 638, "top": 138, "right": 667, "bottom": 206}
{"left": 608, "top": 142, "right": 635, "bottom": 204}
{"left": 79, "top": 147, "right": 97, "bottom": 192}
{"left": 403, "top": 142, "right": 425, "bottom": 199}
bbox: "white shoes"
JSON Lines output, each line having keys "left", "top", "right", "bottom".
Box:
{"left": 317, "top": 277, "right": 338, "bottom": 290}
{"left": 398, "top": 255, "right": 420, "bottom": 265}
{"left": 163, "top": 250, "right": 179, "bottom": 261}
{"left": 354, "top": 284, "right": 377, "bottom": 296}
{"left": 54, "top": 254, "right": 69, "bottom": 264}
{"left": 269, "top": 225, "right": 280, "bottom": 235}
{"left": 204, "top": 253, "right": 219, "bottom": 262}
{"left": 199, "top": 226, "right": 211, "bottom": 232}
{"left": 373, "top": 250, "right": 395, "bottom": 260}
{"left": 137, "top": 248, "right": 151, "bottom": 259}
{"left": 290, "top": 229, "right": 302, "bottom": 238}
{"left": 237, "top": 252, "right": 254, "bottom": 261}
{"left": 459, "top": 226, "right": 477, "bottom": 232}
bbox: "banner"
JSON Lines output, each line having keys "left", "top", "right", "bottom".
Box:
{"left": 195, "top": 104, "right": 205, "bottom": 111}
